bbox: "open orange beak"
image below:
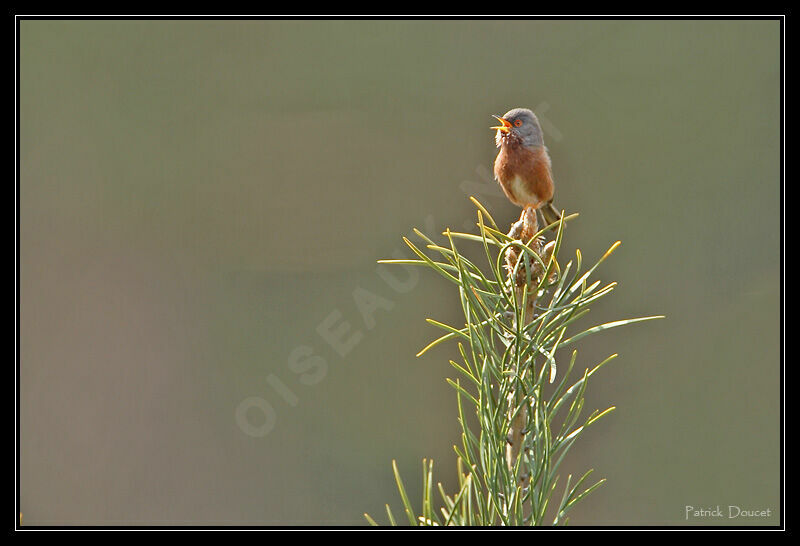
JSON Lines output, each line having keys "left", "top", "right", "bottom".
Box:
{"left": 491, "top": 115, "right": 512, "bottom": 133}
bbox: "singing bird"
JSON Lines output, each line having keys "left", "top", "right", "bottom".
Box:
{"left": 492, "top": 108, "right": 562, "bottom": 227}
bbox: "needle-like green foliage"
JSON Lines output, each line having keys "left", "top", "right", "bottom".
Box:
{"left": 366, "top": 198, "right": 662, "bottom": 526}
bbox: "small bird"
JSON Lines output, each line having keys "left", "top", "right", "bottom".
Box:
{"left": 492, "top": 107, "right": 562, "bottom": 228}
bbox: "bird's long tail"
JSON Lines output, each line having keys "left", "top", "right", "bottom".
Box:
{"left": 539, "top": 201, "right": 563, "bottom": 231}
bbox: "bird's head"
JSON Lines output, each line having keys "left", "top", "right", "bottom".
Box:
{"left": 492, "top": 108, "right": 544, "bottom": 148}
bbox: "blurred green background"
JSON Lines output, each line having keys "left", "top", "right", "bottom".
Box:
{"left": 19, "top": 19, "right": 780, "bottom": 526}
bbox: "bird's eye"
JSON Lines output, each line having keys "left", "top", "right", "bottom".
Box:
{"left": 513, "top": 119, "right": 523, "bottom": 127}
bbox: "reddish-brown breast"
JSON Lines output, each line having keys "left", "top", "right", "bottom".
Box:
{"left": 494, "top": 144, "right": 554, "bottom": 209}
